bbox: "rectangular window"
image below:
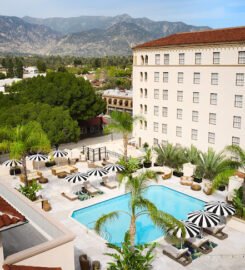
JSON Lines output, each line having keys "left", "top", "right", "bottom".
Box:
{"left": 213, "top": 52, "right": 220, "bottom": 64}
{"left": 178, "top": 72, "right": 184, "bottom": 83}
{"left": 211, "top": 73, "right": 219, "bottom": 85}
{"left": 179, "top": 53, "right": 185, "bottom": 64}
{"left": 193, "top": 92, "right": 199, "bottom": 103}
{"left": 144, "top": 105, "right": 147, "bottom": 114}
{"left": 162, "top": 89, "right": 168, "bottom": 100}
{"left": 140, "top": 72, "right": 143, "bottom": 82}
{"left": 162, "top": 124, "right": 167, "bottom": 134}
{"left": 144, "top": 89, "right": 147, "bottom": 98}
{"left": 232, "top": 136, "right": 240, "bottom": 146}
{"left": 162, "top": 107, "right": 168, "bottom": 117}
{"left": 191, "top": 129, "right": 198, "bottom": 141}
{"left": 153, "top": 122, "right": 159, "bottom": 132}
{"left": 235, "top": 95, "right": 243, "bottom": 108}
{"left": 153, "top": 138, "right": 159, "bottom": 145}
{"left": 233, "top": 116, "right": 241, "bottom": 129}
{"left": 140, "top": 88, "right": 143, "bottom": 98}
{"left": 209, "top": 113, "right": 216, "bottom": 125}
{"left": 140, "top": 120, "right": 143, "bottom": 129}
{"left": 163, "top": 72, "right": 168, "bottom": 83}
{"left": 154, "top": 72, "right": 159, "bottom": 82}
{"left": 154, "top": 89, "right": 159, "bottom": 99}
{"left": 145, "top": 56, "right": 148, "bottom": 65}
{"left": 144, "top": 72, "right": 148, "bottom": 81}
{"left": 192, "top": 111, "right": 199, "bottom": 122}
{"left": 210, "top": 93, "right": 217, "bottom": 105}
{"left": 154, "top": 106, "right": 159, "bottom": 116}
{"left": 164, "top": 54, "right": 169, "bottom": 65}
{"left": 144, "top": 121, "right": 147, "bottom": 130}
{"left": 162, "top": 140, "right": 168, "bottom": 145}
{"left": 140, "top": 104, "right": 143, "bottom": 114}
{"left": 176, "top": 126, "right": 182, "bottom": 137}
{"left": 208, "top": 132, "right": 215, "bottom": 144}
{"left": 155, "top": 54, "right": 160, "bottom": 65}
{"left": 236, "top": 73, "right": 244, "bottom": 86}
{"left": 195, "top": 53, "right": 201, "bottom": 64}
{"left": 193, "top": 73, "right": 200, "bottom": 84}
{"left": 238, "top": 51, "right": 245, "bottom": 64}
{"left": 177, "top": 91, "right": 183, "bottom": 102}
{"left": 177, "top": 109, "right": 183, "bottom": 120}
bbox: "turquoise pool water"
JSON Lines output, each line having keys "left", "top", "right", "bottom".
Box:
{"left": 72, "top": 185, "right": 205, "bottom": 245}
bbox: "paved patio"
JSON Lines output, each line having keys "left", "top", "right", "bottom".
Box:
{"left": 1, "top": 137, "right": 245, "bottom": 270}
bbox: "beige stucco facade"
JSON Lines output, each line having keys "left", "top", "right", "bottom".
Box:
{"left": 133, "top": 43, "right": 245, "bottom": 151}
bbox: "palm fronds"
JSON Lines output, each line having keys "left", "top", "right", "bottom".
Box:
{"left": 94, "top": 211, "right": 120, "bottom": 235}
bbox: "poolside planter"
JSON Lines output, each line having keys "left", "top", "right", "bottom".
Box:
{"left": 218, "top": 185, "right": 226, "bottom": 191}
{"left": 173, "top": 171, "right": 184, "bottom": 177}
{"left": 10, "top": 167, "right": 21, "bottom": 175}
{"left": 154, "top": 162, "right": 161, "bottom": 167}
{"left": 138, "top": 163, "right": 144, "bottom": 169}
{"left": 143, "top": 162, "right": 152, "bottom": 168}
{"left": 45, "top": 161, "right": 56, "bottom": 167}
{"left": 193, "top": 177, "right": 202, "bottom": 183}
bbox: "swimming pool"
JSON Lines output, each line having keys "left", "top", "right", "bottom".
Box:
{"left": 72, "top": 185, "right": 205, "bottom": 245}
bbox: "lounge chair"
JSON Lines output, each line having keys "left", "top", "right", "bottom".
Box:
{"left": 161, "top": 244, "right": 192, "bottom": 266}
{"left": 103, "top": 175, "right": 117, "bottom": 189}
{"left": 61, "top": 192, "right": 78, "bottom": 201}
{"left": 186, "top": 237, "right": 213, "bottom": 254}
{"left": 84, "top": 182, "right": 99, "bottom": 195}
{"left": 204, "top": 224, "right": 228, "bottom": 240}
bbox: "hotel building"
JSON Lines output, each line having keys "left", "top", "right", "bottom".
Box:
{"left": 132, "top": 27, "right": 245, "bottom": 151}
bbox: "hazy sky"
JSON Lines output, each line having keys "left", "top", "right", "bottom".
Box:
{"left": 0, "top": 0, "right": 245, "bottom": 28}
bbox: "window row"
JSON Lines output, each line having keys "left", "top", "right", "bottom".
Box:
{"left": 144, "top": 89, "right": 243, "bottom": 108}
{"left": 151, "top": 126, "right": 241, "bottom": 146}
{"left": 150, "top": 72, "right": 245, "bottom": 86}
{"left": 150, "top": 51, "right": 245, "bottom": 65}
{"left": 151, "top": 109, "right": 242, "bottom": 129}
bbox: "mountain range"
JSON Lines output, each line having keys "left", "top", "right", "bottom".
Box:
{"left": 0, "top": 14, "right": 210, "bottom": 56}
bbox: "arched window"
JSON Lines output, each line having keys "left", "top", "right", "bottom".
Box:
{"left": 124, "top": 100, "right": 128, "bottom": 107}
{"left": 113, "top": 99, "right": 117, "bottom": 105}
{"left": 119, "top": 99, "right": 123, "bottom": 106}
{"left": 145, "top": 55, "right": 148, "bottom": 65}
{"left": 141, "top": 55, "right": 144, "bottom": 65}
{"left": 108, "top": 98, "right": 112, "bottom": 104}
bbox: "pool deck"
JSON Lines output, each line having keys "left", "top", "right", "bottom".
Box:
{"left": 1, "top": 159, "right": 245, "bottom": 270}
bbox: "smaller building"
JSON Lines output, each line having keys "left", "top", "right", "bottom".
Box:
{"left": 23, "top": 67, "right": 46, "bottom": 79}
{"left": 0, "top": 78, "right": 22, "bottom": 93}
{"left": 102, "top": 89, "right": 133, "bottom": 115}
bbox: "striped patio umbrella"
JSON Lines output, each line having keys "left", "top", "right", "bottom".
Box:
{"left": 2, "top": 159, "right": 22, "bottom": 167}
{"left": 103, "top": 164, "right": 125, "bottom": 173}
{"left": 51, "top": 150, "right": 68, "bottom": 158}
{"left": 168, "top": 220, "right": 201, "bottom": 248}
{"left": 65, "top": 172, "right": 88, "bottom": 184}
{"left": 28, "top": 154, "right": 48, "bottom": 162}
{"left": 204, "top": 201, "right": 235, "bottom": 217}
{"left": 87, "top": 168, "right": 108, "bottom": 178}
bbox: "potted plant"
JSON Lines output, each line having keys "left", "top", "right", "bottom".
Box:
{"left": 45, "top": 154, "right": 56, "bottom": 167}
{"left": 173, "top": 170, "right": 183, "bottom": 178}
{"left": 143, "top": 142, "right": 149, "bottom": 151}
{"left": 193, "top": 167, "right": 203, "bottom": 183}
{"left": 143, "top": 148, "right": 152, "bottom": 168}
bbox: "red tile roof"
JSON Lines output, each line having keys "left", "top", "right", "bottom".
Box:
{"left": 133, "top": 26, "right": 245, "bottom": 49}
{"left": 0, "top": 196, "right": 26, "bottom": 230}
{"left": 3, "top": 265, "right": 62, "bottom": 270}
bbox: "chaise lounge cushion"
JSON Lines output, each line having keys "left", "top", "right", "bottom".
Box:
{"left": 162, "top": 245, "right": 189, "bottom": 259}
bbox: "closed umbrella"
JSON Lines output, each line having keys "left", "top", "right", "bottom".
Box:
{"left": 28, "top": 154, "right": 48, "bottom": 170}
{"left": 168, "top": 220, "right": 201, "bottom": 248}
{"left": 188, "top": 210, "right": 220, "bottom": 237}
{"left": 65, "top": 172, "right": 88, "bottom": 184}
{"left": 103, "top": 164, "right": 125, "bottom": 173}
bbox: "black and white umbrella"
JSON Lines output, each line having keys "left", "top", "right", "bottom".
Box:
{"left": 28, "top": 154, "right": 48, "bottom": 162}
{"left": 65, "top": 172, "right": 88, "bottom": 184}
{"left": 2, "top": 159, "right": 22, "bottom": 167}
{"left": 51, "top": 150, "right": 68, "bottom": 158}
{"left": 188, "top": 210, "right": 220, "bottom": 237}
{"left": 168, "top": 220, "right": 201, "bottom": 248}
{"left": 87, "top": 168, "right": 108, "bottom": 178}
{"left": 204, "top": 201, "right": 235, "bottom": 217}
{"left": 103, "top": 164, "right": 125, "bottom": 173}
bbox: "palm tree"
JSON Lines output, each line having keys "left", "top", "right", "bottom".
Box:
{"left": 95, "top": 171, "right": 184, "bottom": 246}
{"left": 226, "top": 145, "right": 245, "bottom": 202}
{"left": 154, "top": 143, "right": 185, "bottom": 170}
{"left": 184, "top": 145, "right": 200, "bottom": 165}
{"left": 104, "top": 111, "right": 141, "bottom": 160}
{"left": 0, "top": 121, "right": 51, "bottom": 185}
{"left": 196, "top": 148, "right": 240, "bottom": 180}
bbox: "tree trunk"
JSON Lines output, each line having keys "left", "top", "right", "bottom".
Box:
{"left": 129, "top": 215, "right": 136, "bottom": 247}
{"left": 22, "top": 155, "right": 28, "bottom": 186}
{"left": 123, "top": 134, "right": 128, "bottom": 160}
